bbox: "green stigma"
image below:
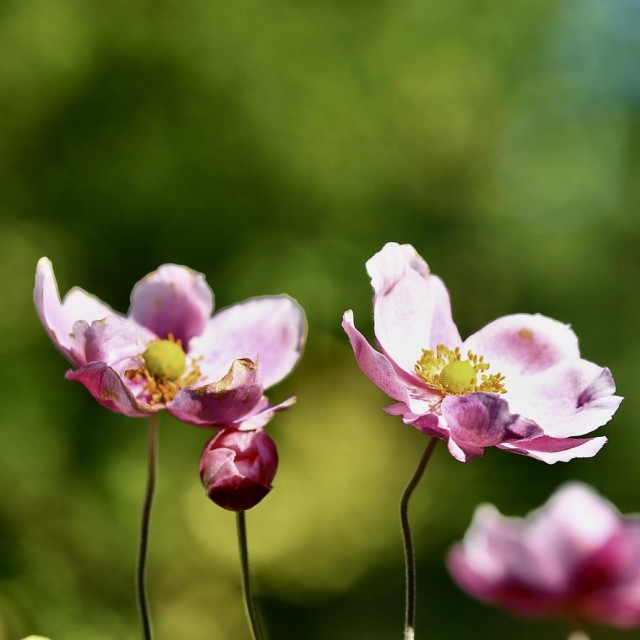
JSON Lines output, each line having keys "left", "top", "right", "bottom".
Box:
{"left": 143, "top": 340, "right": 186, "bottom": 381}
{"left": 438, "top": 360, "right": 477, "bottom": 395}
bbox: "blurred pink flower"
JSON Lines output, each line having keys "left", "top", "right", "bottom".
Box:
{"left": 200, "top": 426, "right": 279, "bottom": 511}
{"left": 34, "top": 258, "right": 306, "bottom": 425}
{"left": 343, "top": 242, "right": 621, "bottom": 463}
{"left": 448, "top": 483, "right": 640, "bottom": 628}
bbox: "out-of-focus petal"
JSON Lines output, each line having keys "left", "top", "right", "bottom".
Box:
{"left": 523, "top": 483, "right": 622, "bottom": 587}
{"left": 507, "top": 362, "right": 622, "bottom": 438}
{"left": 448, "top": 543, "right": 507, "bottom": 605}
{"left": 167, "top": 359, "right": 263, "bottom": 426}
{"left": 366, "top": 242, "right": 462, "bottom": 374}
{"left": 447, "top": 504, "right": 563, "bottom": 607}
{"left": 538, "top": 483, "right": 620, "bottom": 542}
{"left": 581, "top": 524, "right": 640, "bottom": 627}
{"left": 34, "top": 258, "right": 116, "bottom": 366}
{"left": 448, "top": 484, "right": 640, "bottom": 626}
{"left": 190, "top": 295, "right": 306, "bottom": 389}
{"left": 448, "top": 543, "right": 561, "bottom": 615}
{"left": 128, "top": 264, "right": 214, "bottom": 346}
{"left": 463, "top": 313, "right": 580, "bottom": 379}
{"left": 65, "top": 362, "right": 153, "bottom": 417}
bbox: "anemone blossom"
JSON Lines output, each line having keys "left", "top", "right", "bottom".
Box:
{"left": 343, "top": 242, "right": 621, "bottom": 463}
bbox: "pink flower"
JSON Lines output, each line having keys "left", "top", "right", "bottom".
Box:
{"left": 200, "top": 427, "right": 279, "bottom": 511}
{"left": 448, "top": 483, "right": 640, "bottom": 628}
{"left": 342, "top": 242, "right": 621, "bottom": 463}
{"left": 34, "top": 258, "right": 306, "bottom": 425}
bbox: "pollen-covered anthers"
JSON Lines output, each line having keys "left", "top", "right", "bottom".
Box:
{"left": 414, "top": 344, "right": 506, "bottom": 396}
{"left": 129, "top": 363, "right": 202, "bottom": 404}
{"left": 125, "top": 334, "right": 203, "bottom": 404}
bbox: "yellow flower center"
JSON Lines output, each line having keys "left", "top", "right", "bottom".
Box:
{"left": 414, "top": 344, "right": 506, "bottom": 396}
{"left": 143, "top": 339, "right": 186, "bottom": 381}
{"left": 438, "top": 361, "right": 477, "bottom": 395}
{"left": 126, "top": 334, "right": 201, "bottom": 404}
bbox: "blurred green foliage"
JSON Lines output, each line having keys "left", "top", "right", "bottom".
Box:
{"left": 1, "top": 0, "right": 639, "bottom": 638}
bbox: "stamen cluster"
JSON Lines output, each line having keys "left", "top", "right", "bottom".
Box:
{"left": 126, "top": 334, "right": 202, "bottom": 404}
{"left": 414, "top": 345, "right": 506, "bottom": 396}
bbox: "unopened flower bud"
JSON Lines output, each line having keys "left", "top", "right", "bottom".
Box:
{"left": 200, "top": 428, "right": 278, "bottom": 511}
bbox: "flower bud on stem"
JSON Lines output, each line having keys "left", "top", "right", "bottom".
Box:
{"left": 200, "top": 428, "right": 278, "bottom": 639}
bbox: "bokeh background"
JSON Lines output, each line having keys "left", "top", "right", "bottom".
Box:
{"left": 1, "top": 0, "right": 640, "bottom": 638}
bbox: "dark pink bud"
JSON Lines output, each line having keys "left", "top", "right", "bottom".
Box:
{"left": 200, "top": 428, "right": 278, "bottom": 511}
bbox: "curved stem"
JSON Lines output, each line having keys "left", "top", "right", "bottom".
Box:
{"left": 137, "top": 413, "right": 159, "bottom": 640}
{"left": 399, "top": 437, "right": 439, "bottom": 640}
{"left": 236, "top": 511, "right": 265, "bottom": 640}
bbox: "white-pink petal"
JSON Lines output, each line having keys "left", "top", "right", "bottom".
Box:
{"left": 446, "top": 436, "right": 481, "bottom": 462}
{"left": 463, "top": 313, "right": 580, "bottom": 379}
{"left": 506, "top": 360, "right": 622, "bottom": 438}
{"left": 84, "top": 316, "right": 154, "bottom": 373}
{"left": 342, "top": 310, "right": 411, "bottom": 404}
{"left": 235, "top": 396, "right": 297, "bottom": 431}
{"left": 65, "top": 362, "right": 154, "bottom": 417}
{"left": 128, "top": 264, "right": 214, "bottom": 346}
{"left": 167, "top": 359, "right": 264, "bottom": 426}
{"left": 34, "top": 258, "right": 116, "bottom": 366}
{"left": 189, "top": 295, "right": 306, "bottom": 390}
{"left": 367, "top": 242, "right": 462, "bottom": 375}
{"left": 498, "top": 435, "right": 608, "bottom": 464}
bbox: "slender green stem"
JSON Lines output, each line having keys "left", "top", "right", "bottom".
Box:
{"left": 136, "top": 413, "right": 159, "bottom": 640}
{"left": 399, "top": 437, "right": 439, "bottom": 640}
{"left": 236, "top": 511, "right": 265, "bottom": 640}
